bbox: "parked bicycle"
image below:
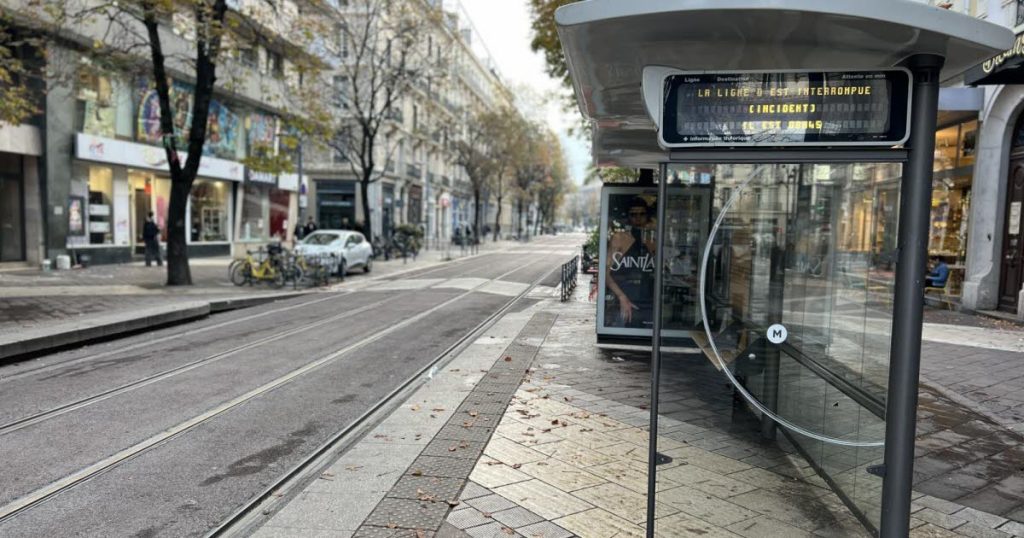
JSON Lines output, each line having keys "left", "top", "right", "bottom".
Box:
{"left": 230, "top": 245, "right": 286, "bottom": 288}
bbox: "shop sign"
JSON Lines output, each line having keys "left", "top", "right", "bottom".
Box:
{"left": 278, "top": 173, "right": 300, "bottom": 192}
{"left": 247, "top": 169, "right": 277, "bottom": 185}
{"left": 76, "top": 133, "right": 244, "bottom": 182}
{"left": 660, "top": 69, "right": 911, "bottom": 147}
{"left": 965, "top": 33, "right": 1024, "bottom": 86}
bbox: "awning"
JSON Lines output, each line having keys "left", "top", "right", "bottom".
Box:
{"left": 964, "top": 33, "right": 1024, "bottom": 85}
{"left": 556, "top": 0, "right": 1013, "bottom": 168}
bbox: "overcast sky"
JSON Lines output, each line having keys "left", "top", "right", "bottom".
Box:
{"left": 454, "top": 0, "right": 590, "bottom": 185}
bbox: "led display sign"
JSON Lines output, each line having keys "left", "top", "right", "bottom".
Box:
{"left": 661, "top": 70, "right": 911, "bottom": 147}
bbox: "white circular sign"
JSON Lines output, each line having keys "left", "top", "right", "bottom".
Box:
{"left": 767, "top": 324, "right": 788, "bottom": 345}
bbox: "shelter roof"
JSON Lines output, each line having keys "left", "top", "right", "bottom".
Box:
{"left": 556, "top": 0, "right": 1014, "bottom": 167}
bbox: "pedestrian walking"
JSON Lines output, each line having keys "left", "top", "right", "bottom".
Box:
{"left": 304, "top": 216, "right": 318, "bottom": 237}
{"left": 143, "top": 212, "right": 162, "bottom": 267}
{"left": 294, "top": 220, "right": 306, "bottom": 242}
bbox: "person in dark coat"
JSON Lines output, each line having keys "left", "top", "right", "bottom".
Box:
{"left": 304, "top": 216, "right": 318, "bottom": 237}
{"left": 143, "top": 212, "right": 162, "bottom": 267}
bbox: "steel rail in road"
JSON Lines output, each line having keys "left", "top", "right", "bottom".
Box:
{"left": 206, "top": 259, "right": 563, "bottom": 538}
{"left": 0, "top": 251, "right": 499, "bottom": 385}
{"left": 0, "top": 295, "right": 405, "bottom": 437}
{"left": 0, "top": 258, "right": 555, "bottom": 525}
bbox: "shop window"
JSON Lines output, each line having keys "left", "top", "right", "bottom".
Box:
{"left": 241, "top": 183, "right": 269, "bottom": 241}
{"left": 958, "top": 120, "right": 978, "bottom": 168}
{"left": 934, "top": 124, "right": 959, "bottom": 171}
{"left": 78, "top": 69, "right": 115, "bottom": 137}
{"left": 87, "top": 166, "right": 115, "bottom": 245}
{"left": 190, "top": 180, "right": 230, "bottom": 242}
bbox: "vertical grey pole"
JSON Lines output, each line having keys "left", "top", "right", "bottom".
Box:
{"left": 646, "top": 165, "right": 668, "bottom": 537}
{"left": 297, "top": 140, "right": 304, "bottom": 221}
{"left": 880, "top": 53, "right": 943, "bottom": 538}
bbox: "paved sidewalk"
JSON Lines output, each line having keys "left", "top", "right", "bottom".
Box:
{"left": 244, "top": 271, "right": 1024, "bottom": 538}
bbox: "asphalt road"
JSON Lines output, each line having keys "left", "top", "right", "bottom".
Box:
{"left": 0, "top": 235, "right": 581, "bottom": 538}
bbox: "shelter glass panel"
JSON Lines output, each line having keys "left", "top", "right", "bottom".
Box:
{"left": 653, "top": 162, "right": 897, "bottom": 535}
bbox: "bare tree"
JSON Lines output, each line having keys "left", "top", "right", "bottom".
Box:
{"left": 489, "top": 107, "right": 534, "bottom": 241}
{"left": 322, "top": 0, "right": 448, "bottom": 244}
{"left": 25, "top": 0, "right": 322, "bottom": 285}
{"left": 452, "top": 107, "right": 505, "bottom": 244}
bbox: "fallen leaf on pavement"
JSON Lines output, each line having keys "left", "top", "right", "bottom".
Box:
{"left": 432, "top": 408, "right": 445, "bottom": 412}
{"left": 387, "top": 522, "right": 397, "bottom": 529}
{"left": 502, "top": 527, "right": 515, "bottom": 535}
{"left": 564, "top": 396, "right": 573, "bottom": 402}
{"left": 448, "top": 445, "right": 458, "bottom": 452}
{"left": 447, "top": 500, "right": 460, "bottom": 507}
{"left": 319, "top": 472, "right": 335, "bottom": 481}
{"left": 504, "top": 356, "right": 513, "bottom": 362}
{"left": 512, "top": 463, "right": 522, "bottom": 469}
{"left": 345, "top": 465, "right": 363, "bottom": 471}
{"left": 468, "top": 411, "right": 479, "bottom": 417}
{"left": 551, "top": 419, "right": 560, "bottom": 425}
{"left": 410, "top": 404, "right": 421, "bottom": 411}
{"left": 416, "top": 530, "right": 426, "bottom": 538}
{"left": 411, "top": 470, "right": 423, "bottom": 476}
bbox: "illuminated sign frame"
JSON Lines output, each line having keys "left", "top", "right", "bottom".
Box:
{"left": 656, "top": 68, "right": 913, "bottom": 148}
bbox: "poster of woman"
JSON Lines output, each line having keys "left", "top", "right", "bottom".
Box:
{"left": 602, "top": 190, "right": 658, "bottom": 330}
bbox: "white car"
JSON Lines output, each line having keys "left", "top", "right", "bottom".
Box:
{"left": 295, "top": 230, "right": 374, "bottom": 275}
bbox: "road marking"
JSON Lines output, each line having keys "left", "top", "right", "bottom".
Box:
{"left": 0, "top": 259, "right": 553, "bottom": 523}
{"left": 0, "top": 295, "right": 404, "bottom": 437}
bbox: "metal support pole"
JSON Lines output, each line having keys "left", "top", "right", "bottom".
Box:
{"left": 297, "top": 141, "right": 304, "bottom": 221}
{"left": 880, "top": 53, "right": 944, "bottom": 538}
{"left": 646, "top": 167, "right": 668, "bottom": 537}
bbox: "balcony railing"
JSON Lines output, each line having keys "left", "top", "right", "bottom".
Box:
{"left": 407, "top": 164, "right": 421, "bottom": 178}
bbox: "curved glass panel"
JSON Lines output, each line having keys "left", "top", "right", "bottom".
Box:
{"left": 653, "top": 162, "right": 899, "bottom": 533}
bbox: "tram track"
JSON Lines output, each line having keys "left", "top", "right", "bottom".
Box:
{"left": 0, "top": 250, "right": 502, "bottom": 385}
{"left": 0, "top": 258, "right": 555, "bottom": 525}
{"left": 0, "top": 295, "right": 404, "bottom": 437}
{"left": 208, "top": 260, "right": 560, "bottom": 537}
{"left": 0, "top": 252, "right": 530, "bottom": 435}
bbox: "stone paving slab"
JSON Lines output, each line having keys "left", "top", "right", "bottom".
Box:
{"left": 440, "top": 284, "right": 1024, "bottom": 538}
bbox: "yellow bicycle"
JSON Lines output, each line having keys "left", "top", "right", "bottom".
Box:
{"left": 230, "top": 249, "right": 285, "bottom": 288}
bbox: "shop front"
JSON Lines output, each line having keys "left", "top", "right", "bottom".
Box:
{"left": 555, "top": 2, "right": 1006, "bottom": 537}
{"left": 315, "top": 180, "right": 358, "bottom": 230}
{"left": 0, "top": 152, "right": 26, "bottom": 263}
{"left": 236, "top": 169, "right": 298, "bottom": 251}
{"left": 74, "top": 133, "right": 244, "bottom": 262}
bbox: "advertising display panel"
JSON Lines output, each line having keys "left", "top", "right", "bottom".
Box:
{"left": 660, "top": 69, "right": 911, "bottom": 147}
{"left": 597, "top": 184, "right": 711, "bottom": 340}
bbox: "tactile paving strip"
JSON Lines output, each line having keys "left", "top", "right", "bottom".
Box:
{"left": 355, "top": 311, "right": 558, "bottom": 536}
{"left": 364, "top": 498, "right": 451, "bottom": 529}
{"left": 389, "top": 475, "right": 464, "bottom": 501}
{"left": 420, "top": 438, "right": 487, "bottom": 459}
{"left": 408, "top": 455, "right": 479, "bottom": 478}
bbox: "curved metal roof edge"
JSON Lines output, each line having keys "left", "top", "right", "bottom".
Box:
{"left": 555, "top": 0, "right": 1009, "bottom": 53}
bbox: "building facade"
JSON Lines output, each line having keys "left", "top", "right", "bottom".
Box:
{"left": 0, "top": 0, "right": 314, "bottom": 266}
{"left": 304, "top": 0, "right": 517, "bottom": 248}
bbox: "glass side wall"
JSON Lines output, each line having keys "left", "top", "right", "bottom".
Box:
{"left": 653, "top": 162, "right": 899, "bottom": 535}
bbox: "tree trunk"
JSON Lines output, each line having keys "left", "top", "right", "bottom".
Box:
{"left": 516, "top": 199, "right": 523, "bottom": 239}
{"left": 165, "top": 179, "right": 192, "bottom": 285}
{"left": 473, "top": 187, "right": 482, "bottom": 245}
{"left": 361, "top": 176, "right": 373, "bottom": 243}
{"left": 493, "top": 196, "right": 502, "bottom": 242}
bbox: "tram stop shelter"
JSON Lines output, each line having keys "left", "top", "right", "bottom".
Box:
{"left": 556, "top": 1, "right": 1013, "bottom": 536}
